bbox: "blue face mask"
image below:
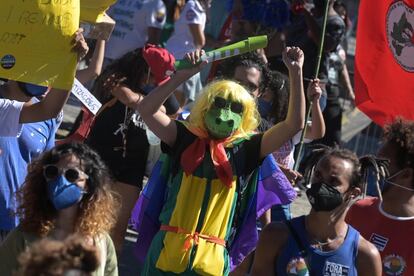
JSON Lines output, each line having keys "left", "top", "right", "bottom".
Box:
{"left": 258, "top": 98, "right": 272, "bottom": 118}
{"left": 47, "top": 175, "right": 85, "bottom": 210}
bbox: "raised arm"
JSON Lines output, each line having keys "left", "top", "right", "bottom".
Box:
{"left": 19, "top": 88, "right": 70, "bottom": 123}
{"left": 189, "top": 24, "right": 206, "bottom": 50}
{"left": 76, "top": 39, "right": 106, "bottom": 84}
{"left": 305, "top": 79, "right": 325, "bottom": 140}
{"left": 110, "top": 85, "right": 166, "bottom": 113}
{"left": 260, "top": 47, "right": 306, "bottom": 158}
{"left": 137, "top": 51, "right": 207, "bottom": 147}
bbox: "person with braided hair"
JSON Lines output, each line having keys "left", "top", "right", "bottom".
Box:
{"left": 347, "top": 118, "right": 414, "bottom": 275}
{"left": 252, "top": 147, "right": 382, "bottom": 276}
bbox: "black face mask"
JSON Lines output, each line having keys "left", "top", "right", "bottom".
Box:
{"left": 306, "top": 182, "right": 344, "bottom": 212}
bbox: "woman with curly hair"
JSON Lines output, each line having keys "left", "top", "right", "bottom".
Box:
{"left": 0, "top": 142, "right": 119, "bottom": 276}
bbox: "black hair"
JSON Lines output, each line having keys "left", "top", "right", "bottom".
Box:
{"left": 264, "top": 70, "right": 290, "bottom": 124}
{"left": 302, "top": 145, "right": 389, "bottom": 193}
{"left": 383, "top": 118, "right": 414, "bottom": 171}
{"left": 221, "top": 51, "right": 269, "bottom": 92}
{"left": 92, "top": 48, "right": 149, "bottom": 103}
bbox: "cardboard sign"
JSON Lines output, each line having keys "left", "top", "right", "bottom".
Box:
{"left": 0, "top": 1, "right": 80, "bottom": 90}
{"left": 71, "top": 79, "right": 102, "bottom": 115}
{"left": 80, "top": 0, "right": 117, "bottom": 23}
{"left": 80, "top": 13, "right": 116, "bottom": 41}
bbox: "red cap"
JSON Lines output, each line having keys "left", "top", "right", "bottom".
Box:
{"left": 142, "top": 44, "right": 175, "bottom": 86}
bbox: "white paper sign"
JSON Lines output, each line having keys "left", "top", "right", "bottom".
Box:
{"left": 71, "top": 79, "right": 102, "bottom": 115}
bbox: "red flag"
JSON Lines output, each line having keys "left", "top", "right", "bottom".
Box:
{"left": 355, "top": 0, "right": 414, "bottom": 126}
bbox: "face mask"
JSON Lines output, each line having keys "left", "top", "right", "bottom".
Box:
{"left": 18, "top": 82, "right": 48, "bottom": 97}
{"left": 306, "top": 182, "right": 345, "bottom": 212}
{"left": 47, "top": 175, "right": 85, "bottom": 210}
{"left": 258, "top": 98, "right": 272, "bottom": 118}
{"left": 204, "top": 96, "right": 243, "bottom": 139}
{"left": 381, "top": 170, "right": 414, "bottom": 192}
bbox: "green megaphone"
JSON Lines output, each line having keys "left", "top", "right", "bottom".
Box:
{"left": 174, "top": 35, "right": 268, "bottom": 70}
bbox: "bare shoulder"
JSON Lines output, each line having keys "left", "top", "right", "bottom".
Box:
{"left": 357, "top": 235, "right": 382, "bottom": 276}
{"left": 252, "top": 221, "right": 290, "bottom": 275}
{"left": 261, "top": 221, "right": 290, "bottom": 247}
{"left": 358, "top": 236, "right": 380, "bottom": 260}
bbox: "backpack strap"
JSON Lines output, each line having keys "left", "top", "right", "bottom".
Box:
{"left": 285, "top": 220, "right": 313, "bottom": 274}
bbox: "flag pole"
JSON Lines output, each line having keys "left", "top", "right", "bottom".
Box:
{"left": 293, "top": 0, "right": 330, "bottom": 171}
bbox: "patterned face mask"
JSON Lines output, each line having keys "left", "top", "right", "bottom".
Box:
{"left": 204, "top": 96, "right": 243, "bottom": 139}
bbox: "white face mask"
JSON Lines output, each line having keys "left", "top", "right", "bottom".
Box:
{"left": 385, "top": 170, "right": 414, "bottom": 192}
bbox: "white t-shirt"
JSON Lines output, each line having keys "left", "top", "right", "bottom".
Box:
{"left": 105, "top": 0, "right": 167, "bottom": 60}
{"left": 166, "top": 0, "right": 207, "bottom": 59}
{"left": 0, "top": 99, "right": 24, "bottom": 137}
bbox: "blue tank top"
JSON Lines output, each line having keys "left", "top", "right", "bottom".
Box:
{"left": 276, "top": 216, "right": 360, "bottom": 276}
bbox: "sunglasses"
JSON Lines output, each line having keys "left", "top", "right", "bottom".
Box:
{"left": 43, "top": 165, "right": 89, "bottom": 183}
{"left": 236, "top": 80, "right": 259, "bottom": 95}
{"left": 212, "top": 97, "right": 244, "bottom": 114}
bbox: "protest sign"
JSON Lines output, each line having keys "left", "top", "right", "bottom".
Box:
{"left": 71, "top": 78, "right": 102, "bottom": 115}
{"left": 80, "top": 12, "right": 116, "bottom": 41}
{"left": 0, "top": 1, "right": 80, "bottom": 90}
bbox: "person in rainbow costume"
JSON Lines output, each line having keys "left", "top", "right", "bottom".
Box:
{"left": 135, "top": 46, "right": 305, "bottom": 275}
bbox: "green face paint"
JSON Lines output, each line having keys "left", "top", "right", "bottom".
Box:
{"left": 204, "top": 97, "right": 244, "bottom": 139}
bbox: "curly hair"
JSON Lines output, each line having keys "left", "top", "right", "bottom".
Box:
{"left": 265, "top": 70, "right": 290, "bottom": 124}
{"left": 189, "top": 79, "right": 260, "bottom": 141}
{"left": 17, "top": 142, "right": 120, "bottom": 238}
{"left": 383, "top": 118, "right": 414, "bottom": 169}
{"left": 92, "top": 48, "right": 149, "bottom": 104}
{"left": 16, "top": 235, "right": 100, "bottom": 276}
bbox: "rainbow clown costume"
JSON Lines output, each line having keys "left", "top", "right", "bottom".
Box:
{"left": 132, "top": 81, "right": 296, "bottom": 275}
{"left": 131, "top": 45, "right": 306, "bottom": 275}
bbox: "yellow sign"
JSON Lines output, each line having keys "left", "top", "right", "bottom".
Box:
{"left": 80, "top": 0, "right": 116, "bottom": 23}
{"left": 0, "top": 1, "right": 80, "bottom": 90}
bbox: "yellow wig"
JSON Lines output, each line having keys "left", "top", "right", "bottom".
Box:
{"left": 188, "top": 79, "right": 260, "bottom": 141}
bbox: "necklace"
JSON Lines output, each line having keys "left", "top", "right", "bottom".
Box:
{"left": 310, "top": 234, "right": 344, "bottom": 250}
{"left": 305, "top": 217, "right": 346, "bottom": 250}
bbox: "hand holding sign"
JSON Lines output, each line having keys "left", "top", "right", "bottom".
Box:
{"left": 72, "top": 29, "right": 89, "bottom": 62}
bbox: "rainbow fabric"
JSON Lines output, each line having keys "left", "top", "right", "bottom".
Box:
{"left": 131, "top": 150, "right": 296, "bottom": 274}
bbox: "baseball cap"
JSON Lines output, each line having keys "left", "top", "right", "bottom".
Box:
{"left": 142, "top": 44, "right": 176, "bottom": 86}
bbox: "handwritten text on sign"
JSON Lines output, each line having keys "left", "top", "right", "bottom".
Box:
{"left": 0, "top": 0, "right": 79, "bottom": 90}
{"left": 71, "top": 79, "right": 102, "bottom": 115}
